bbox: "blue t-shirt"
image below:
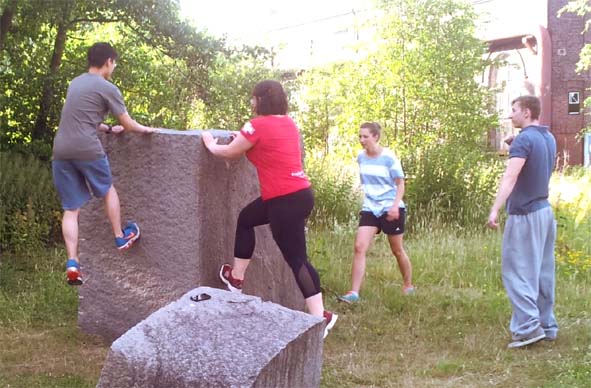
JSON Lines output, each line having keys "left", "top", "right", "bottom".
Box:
{"left": 358, "top": 148, "right": 405, "bottom": 217}
{"left": 506, "top": 125, "right": 556, "bottom": 215}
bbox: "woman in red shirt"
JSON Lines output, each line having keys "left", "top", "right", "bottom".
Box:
{"left": 202, "top": 80, "right": 337, "bottom": 338}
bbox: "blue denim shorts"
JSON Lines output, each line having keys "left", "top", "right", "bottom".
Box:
{"left": 52, "top": 156, "right": 113, "bottom": 210}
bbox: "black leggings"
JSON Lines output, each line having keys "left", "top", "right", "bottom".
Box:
{"left": 234, "top": 187, "right": 321, "bottom": 298}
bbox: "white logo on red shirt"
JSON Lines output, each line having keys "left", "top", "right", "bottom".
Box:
{"left": 291, "top": 171, "right": 306, "bottom": 178}
{"left": 243, "top": 122, "right": 255, "bottom": 135}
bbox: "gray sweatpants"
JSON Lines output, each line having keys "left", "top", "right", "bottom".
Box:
{"left": 502, "top": 206, "right": 558, "bottom": 340}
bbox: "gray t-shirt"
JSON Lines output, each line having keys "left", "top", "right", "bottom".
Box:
{"left": 506, "top": 125, "right": 556, "bottom": 215}
{"left": 52, "top": 73, "right": 127, "bottom": 160}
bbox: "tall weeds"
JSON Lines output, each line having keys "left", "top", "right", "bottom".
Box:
{"left": 306, "top": 157, "right": 361, "bottom": 228}
{"left": 551, "top": 167, "right": 591, "bottom": 279}
{"left": 0, "top": 152, "right": 61, "bottom": 253}
{"left": 307, "top": 145, "right": 505, "bottom": 232}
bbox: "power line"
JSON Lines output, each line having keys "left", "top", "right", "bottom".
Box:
{"left": 266, "top": 8, "right": 371, "bottom": 33}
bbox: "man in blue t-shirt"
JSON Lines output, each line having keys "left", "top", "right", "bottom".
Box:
{"left": 488, "top": 95, "right": 557, "bottom": 349}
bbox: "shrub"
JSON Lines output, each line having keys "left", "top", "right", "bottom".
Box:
{"left": 305, "top": 144, "right": 506, "bottom": 232}
{"left": 0, "top": 152, "right": 61, "bottom": 253}
{"left": 403, "top": 144, "right": 505, "bottom": 231}
{"left": 551, "top": 167, "right": 591, "bottom": 279}
{"left": 306, "top": 157, "right": 360, "bottom": 228}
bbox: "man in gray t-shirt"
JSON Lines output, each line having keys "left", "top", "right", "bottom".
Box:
{"left": 52, "top": 72, "right": 127, "bottom": 160}
{"left": 488, "top": 95, "right": 557, "bottom": 349}
{"left": 52, "top": 42, "right": 157, "bottom": 286}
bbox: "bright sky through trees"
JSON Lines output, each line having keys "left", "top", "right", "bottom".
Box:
{"left": 179, "top": 0, "right": 373, "bottom": 68}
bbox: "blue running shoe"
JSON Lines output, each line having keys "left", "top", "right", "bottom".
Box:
{"left": 338, "top": 291, "right": 360, "bottom": 304}
{"left": 403, "top": 286, "right": 416, "bottom": 296}
{"left": 115, "top": 222, "right": 141, "bottom": 250}
{"left": 66, "top": 259, "right": 83, "bottom": 286}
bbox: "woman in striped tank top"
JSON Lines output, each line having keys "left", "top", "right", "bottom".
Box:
{"left": 338, "top": 122, "right": 414, "bottom": 303}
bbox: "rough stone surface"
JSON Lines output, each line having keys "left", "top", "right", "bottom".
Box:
{"left": 549, "top": 0, "right": 590, "bottom": 165}
{"left": 78, "top": 130, "right": 304, "bottom": 342}
{"left": 97, "top": 287, "right": 323, "bottom": 388}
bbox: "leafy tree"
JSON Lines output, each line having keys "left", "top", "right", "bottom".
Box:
{"left": 198, "top": 46, "right": 280, "bottom": 131}
{"left": 297, "top": 0, "right": 495, "bottom": 158}
{"left": 0, "top": 0, "right": 274, "bottom": 158}
{"left": 294, "top": 0, "right": 501, "bottom": 226}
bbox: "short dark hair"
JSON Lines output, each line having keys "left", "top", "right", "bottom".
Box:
{"left": 360, "top": 122, "right": 382, "bottom": 139}
{"left": 87, "top": 42, "right": 118, "bottom": 68}
{"left": 512, "top": 95, "right": 541, "bottom": 120}
{"left": 252, "top": 80, "right": 288, "bottom": 115}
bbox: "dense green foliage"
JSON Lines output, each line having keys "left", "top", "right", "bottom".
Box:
{"left": 0, "top": 152, "right": 61, "bottom": 253}
{"left": 0, "top": 0, "right": 278, "bottom": 160}
{"left": 0, "top": 0, "right": 510, "bottom": 252}
{"left": 296, "top": 0, "right": 500, "bottom": 227}
{"left": 4, "top": 0, "right": 584, "bottom": 251}
{"left": 306, "top": 156, "right": 361, "bottom": 227}
{"left": 404, "top": 146, "right": 504, "bottom": 228}
{"left": 551, "top": 167, "right": 591, "bottom": 275}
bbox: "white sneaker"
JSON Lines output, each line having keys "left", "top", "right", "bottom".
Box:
{"left": 508, "top": 332, "right": 546, "bottom": 349}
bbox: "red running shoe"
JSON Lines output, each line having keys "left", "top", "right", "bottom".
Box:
{"left": 66, "top": 259, "right": 83, "bottom": 286}
{"left": 219, "top": 264, "right": 243, "bottom": 293}
{"left": 323, "top": 310, "right": 338, "bottom": 338}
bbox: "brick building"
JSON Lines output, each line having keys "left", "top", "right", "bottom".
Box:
{"left": 475, "top": 0, "right": 590, "bottom": 166}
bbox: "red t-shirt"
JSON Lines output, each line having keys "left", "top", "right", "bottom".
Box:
{"left": 240, "top": 115, "right": 311, "bottom": 200}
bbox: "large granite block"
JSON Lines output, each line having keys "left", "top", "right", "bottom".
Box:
{"left": 97, "top": 287, "right": 323, "bottom": 388}
{"left": 78, "top": 130, "right": 304, "bottom": 342}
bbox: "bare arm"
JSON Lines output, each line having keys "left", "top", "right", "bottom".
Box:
{"left": 487, "top": 157, "right": 526, "bottom": 229}
{"left": 116, "top": 112, "right": 157, "bottom": 134}
{"left": 386, "top": 178, "right": 405, "bottom": 221}
{"left": 202, "top": 131, "right": 253, "bottom": 159}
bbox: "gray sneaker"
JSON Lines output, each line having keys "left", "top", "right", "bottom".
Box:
{"left": 508, "top": 332, "right": 546, "bottom": 349}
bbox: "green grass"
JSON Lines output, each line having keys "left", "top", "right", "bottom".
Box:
{"left": 313, "top": 225, "right": 591, "bottom": 387}
{"left": 0, "top": 170, "right": 589, "bottom": 387}
{"left": 0, "top": 250, "right": 109, "bottom": 387}
{"left": 1, "top": 224, "right": 589, "bottom": 388}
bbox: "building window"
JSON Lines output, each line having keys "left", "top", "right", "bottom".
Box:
{"left": 568, "top": 91, "right": 580, "bottom": 115}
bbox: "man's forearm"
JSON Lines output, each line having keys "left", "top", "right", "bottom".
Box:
{"left": 491, "top": 157, "right": 525, "bottom": 213}
{"left": 491, "top": 173, "right": 517, "bottom": 213}
{"left": 125, "top": 120, "right": 152, "bottom": 134}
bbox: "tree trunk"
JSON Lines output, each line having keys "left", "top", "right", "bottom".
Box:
{"left": 32, "top": 19, "right": 68, "bottom": 141}
{"left": 0, "top": 1, "right": 17, "bottom": 50}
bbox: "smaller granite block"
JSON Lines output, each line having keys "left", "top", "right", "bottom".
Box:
{"left": 97, "top": 287, "right": 324, "bottom": 388}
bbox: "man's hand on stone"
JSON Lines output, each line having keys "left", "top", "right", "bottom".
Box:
{"left": 111, "top": 125, "right": 125, "bottom": 134}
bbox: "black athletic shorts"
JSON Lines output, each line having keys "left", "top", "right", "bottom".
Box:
{"left": 358, "top": 208, "right": 406, "bottom": 235}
